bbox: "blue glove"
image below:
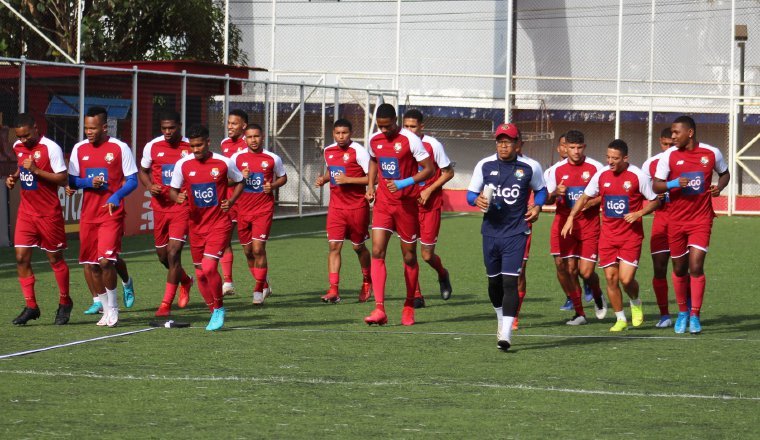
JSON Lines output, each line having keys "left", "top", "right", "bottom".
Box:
{"left": 106, "top": 173, "right": 138, "bottom": 206}
{"left": 392, "top": 177, "right": 416, "bottom": 190}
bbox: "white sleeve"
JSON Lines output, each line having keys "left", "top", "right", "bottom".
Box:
{"left": 226, "top": 157, "right": 243, "bottom": 183}
{"left": 529, "top": 161, "right": 545, "bottom": 191}
{"left": 140, "top": 142, "right": 153, "bottom": 169}
{"left": 409, "top": 134, "right": 429, "bottom": 162}
{"left": 68, "top": 145, "right": 81, "bottom": 177}
{"left": 638, "top": 170, "right": 658, "bottom": 201}
{"left": 430, "top": 139, "right": 451, "bottom": 168}
{"left": 712, "top": 147, "right": 728, "bottom": 174}
{"left": 353, "top": 143, "right": 370, "bottom": 174}
{"left": 170, "top": 162, "right": 184, "bottom": 189}
{"left": 120, "top": 143, "right": 138, "bottom": 175}
{"left": 583, "top": 169, "right": 602, "bottom": 197}
{"left": 654, "top": 149, "right": 673, "bottom": 181}
{"left": 467, "top": 160, "right": 485, "bottom": 193}
{"left": 44, "top": 140, "right": 67, "bottom": 173}
{"left": 640, "top": 157, "right": 653, "bottom": 180}
{"left": 273, "top": 154, "right": 286, "bottom": 178}
{"left": 545, "top": 166, "right": 557, "bottom": 193}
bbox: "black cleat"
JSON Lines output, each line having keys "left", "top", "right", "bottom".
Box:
{"left": 12, "top": 306, "right": 41, "bottom": 325}
{"left": 497, "top": 339, "right": 511, "bottom": 351}
{"left": 413, "top": 296, "right": 426, "bottom": 309}
{"left": 439, "top": 270, "right": 452, "bottom": 300}
{"left": 54, "top": 302, "right": 74, "bottom": 325}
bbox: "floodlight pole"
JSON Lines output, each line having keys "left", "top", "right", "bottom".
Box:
{"left": 76, "top": 0, "right": 83, "bottom": 63}
{"left": 505, "top": 0, "right": 514, "bottom": 123}
{"left": 223, "top": 0, "right": 229, "bottom": 64}
{"left": 614, "top": 0, "right": 623, "bottom": 139}
{"left": 735, "top": 24, "right": 747, "bottom": 195}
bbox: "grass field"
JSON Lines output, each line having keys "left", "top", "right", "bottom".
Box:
{"left": 1, "top": 213, "right": 758, "bottom": 439}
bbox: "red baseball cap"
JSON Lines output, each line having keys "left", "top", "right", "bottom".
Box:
{"left": 494, "top": 123, "right": 520, "bottom": 140}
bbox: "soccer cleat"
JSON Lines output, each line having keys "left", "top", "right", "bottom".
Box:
{"left": 96, "top": 309, "right": 110, "bottom": 326}
{"left": 583, "top": 282, "right": 594, "bottom": 303}
{"left": 12, "top": 306, "right": 41, "bottom": 325}
{"left": 178, "top": 276, "right": 193, "bottom": 309}
{"left": 497, "top": 339, "right": 511, "bottom": 351}
{"left": 358, "top": 281, "right": 372, "bottom": 303}
{"left": 674, "top": 311, "right": 689, "bottom": 334}
{"left": 122, "top": 278, "right": 135, "bottom": 308}
{"left": 106, "top": 308, "right": 119, "bottom": 328}
{"left": 511, "top": 317, "right": 519, "bottom": 331}
{"left": 559, "top": 298, "right": 574, "bottom": 311}
{"left": 630, "top": 302, "right": 644, "bottom": 327}
{"left": 565, "top": 314, "right": 588, "bottom": 326}
{"left": 54, "top": 303, "right": 73, "bottom": 325}
{"left": 222, "top": 282, "right": 236, "bottom": 296}
{"left": 689, "top": 315, "right": 702, "bottom": 334}
{"left": 413, "top": 296, "right": 426, "bottom": 309}
{"left": 593, "top": 295, "right": 607, "bottom": 320}
{"left": 84, "top": 301, "right": 103, "bottom": 315}
{"left": 205, "top": 307, "right": 225, "bottom": 331}
{"left": 401, "top": 305, "right": 415, "bottom": 326}
{"left": 497, "top": 321, "right": 503, "bottom": 341}
{"left": 656, "top": 315, "right": 672, "bottom": 328}
{"left": 609, "top": 320, "right": 628, "bottom": 332}
{"left": 252, "top": 291, "right": 265, "bottom": 305}
{"left": 155, "top": 302, "right": 172, "bottom": 317}
{"left": 321, "top": 290, "right": 341, "bottom": 304}
{"left": 263, "top": 280, "right": 272, "bottom": 299}
{"left": 439, "top": 269, "right": 453, "bottom": 300}
{"left": 364, "top": 308, "right": 388, "bottom": 326}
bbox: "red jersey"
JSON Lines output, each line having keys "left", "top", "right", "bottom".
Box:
{"left": 546, "top": 157, "right": 605, "bottom": 224}
{"left": 323, "top": 141, "right": 369, "bottom": 210}
{"left": 418, "top": 134, "right": 451, "bottom": 211}
{"left": 230, "top": 149, "right": 286, "bottom": 215}
{"left": 220, "top": 137, "right": 247, "bottom": 158}
{"left": 641, "top": 152, "right": 670, "bottom": 217}
{"left": 654, "top": 143, "right": 728, "bottom": 224}
{"left": 140, "top": 135, "right": 192, "bottom": 213}
{"left": 69, "top": 137, "right": 138, "bottom": 223}
{"left": 170, "top": 152, "right": 243, "bottom": 234}
{"left": 584, "top": 164, "right": 657, "bottom": 237}
{"left": 13, "top": 136, "right": 66, "bottom": 218}
{"left": 368, "top": 128, "right": 429, "bottom": 205}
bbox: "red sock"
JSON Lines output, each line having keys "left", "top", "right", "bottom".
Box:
{"left": 370, "top": 258, "right": 386, "bottom": 310}
{"left": 163, "top": 282, "right": 178, "bottom": 305}
{"left": 19, "top": 275, "right": 37, "bottom": 308}
{"left": 427, "top": 254, "right": 447, "bottom": 278}
{"left": 516, "top": 291, "right": 526, "bottom": 316}
{"left": 179, "top": 269, "right": 192, "bottom": 285}
{"left": 328, "top": 272, "right": 339, "bottom": 291}
{"left": 50, "top": 259, "right": 71, "bottom": 305}
{"left": 652, "top": 277, "right": 670, "bottom": 316}
{"left": 571, "top": 289, "right": 584, "bottom": 316}
{"left": 202, "top": 259, "right": 223, "bottom": 309}
{"left": 221, "top": 249, "right": 233, "bottom": 283}
{"left": 404, "top": 262, "right": 420, "bottom": 301}
{"left": 361, "top": 267, "right": 371, "bottom": 283}
{"left": 194, "top": 268, "right": 215, "bottom": 311}
{"left": 251, "top": 267, "right": 268, "bottom": 292}
{"left": 671, "top": 273, "right": 690, "bottom": 313}
{"left": 690, "top": 274, "right": 706, "bottom": 317}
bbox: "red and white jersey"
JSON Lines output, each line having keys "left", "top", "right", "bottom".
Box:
{"left": 641, "top": 152, "right": 670, "bottom": 216}
{"left": 220, "top": 137, "right": 247, "bottom": 158}
{"left": 546, "top": 156, "right": 605, "bottom": 223}
{"left": 230, "top": 148, "right": 286, "bottom": 215}
{"left": 418, "top": 134, "right": 451, "bottom": 211}
{"left": 170, "top": 152, "right": 243, "bottom": 233}
{"left": 13, "top": 136, "right": 66, "bottom": 218}
{"left": 69, "top": 136, "right": 137, "bottom": 223}
{"left": 140, "top": 135, "right": 192, "bottom": 213}
{"left": 584, "top": 164, "right": 657, "bottom": 236}
{"left": 654, "top": 143, "right": 728, "bottom": 224}
{"left": 323, "top": 141, "right": 369, "bottom": 210}
{"left": 368, "top": 128, "right": 429, "bottom": 205}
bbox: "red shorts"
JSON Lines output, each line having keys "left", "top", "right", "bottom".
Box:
{"left": 650, "top": 212, "right": 670, "bottom": 255}
{"left": 14, "top": 214, "right": 67, "bottom": 252}
{"left": 523, "top": 229, "right": 532, "bottom": 261}
{"left": 79, "top": 218, "right": 124, "bottom": 263}
{"left": 418, "top": 207, "right": 442, "bottom": 245}
{"left": 327, "top": 206, "right": 370, "bottom": 245}
{"left": 238, "top": 210, "right": 274, "bottom": 245}
{"left": 668, "top": 221, "right": 712, "bottom": 258}
{"left": 554, "top": 216, "right": 600, "bottom": 262}
{"left": 228, "top": 204, "right": 238, "bottom": 223}
{"left": 153, "top": 209, "right": 189, "bottom": 248}
{"left": 599, "top": 229, "right": 643, "bottom": 268}
{"left": 550, "top": 215, "right": 561, "bottom": 255}
{"left": 372, "top": 202, "right": 419, "bottom": 243}
{"left": 190, "top": 219, "right": 232, "bottom": 264}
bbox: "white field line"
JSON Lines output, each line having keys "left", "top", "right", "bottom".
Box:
{"left": 0, "top": 328, "right": 155, "bottom": 360}
{"left": 0, "top": 368, "right": 756, "bottom": 401}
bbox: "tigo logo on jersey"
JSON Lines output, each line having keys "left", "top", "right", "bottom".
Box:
{"left": 86, "top": 167, "right": 108, "bottom": 183}
{"left": 210, "top": 167, "right": 220, "bottom": 178}
{"left": 623, "top": 180, "right": 632, "bottom": 191}
{"left": 582, "top": 171, "right": 590, "bottom": 182}
{"left": 18, "top": 166, "right": 37, "bottom": 190}
{"left": 244, "top": 172, "right": 264, "bottom": 193}
{"left": 161, "top": 164, "right": 174, "bottom": 185}
{"left": 564, "top": 186, "right": 585, "bottom": 208}
{"left": 514, "top": 169, "right": 524, "bottom": 179}
{"left": 328, "top": 166, "right": 346, "bottom": 186}
{"left": 495, "top": 184, "right": 522, "bottom": 205}
{"left": 604, "top": 195, "right": 629, "bottom": 218}
{"left": 681, "top": 171, "right": 704, "bottom": 195}
{"left": 191, "top": 183, "right": 218, "bottom": 207}
{"left": 105, "top": 152, "right": 115, "bottom": 163}
{"left": 379, "top": 157, "right": 400, "bottom": 179}
{"left": 700, "top": 156, "right": 709, "bottom": 166}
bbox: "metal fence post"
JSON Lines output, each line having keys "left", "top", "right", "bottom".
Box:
{"left": 19, "top": 56, "right": 26, "bottom": 113}
{"left": 264, "top": 82, "right": 270, "bottom": 148}
{"left": 79, "top": 65, "right": 86, "bottom": 140}
{"left": 299, "top": 83, "right": 305, "bottom": 216}
{"left": 224, "top": 74, "right": 230, "bottom": 125}
{"left": 181, "top": 70, "right": 187, "bottom": 136}
{"left": 132, "top": 65, "right": 138, "bottom": 157}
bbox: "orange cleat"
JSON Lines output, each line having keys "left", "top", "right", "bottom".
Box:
{"left": 364, "top": 308, "right": 388, "bottom": 326}
{"left": 178, "top": 277, "right": 193, "bottom": 309}
{"left": 511, "top": 317, "right": 519, "bottom": 331}
{"left": 358, "top": 281, "right": 372, "bottom": 303}
{"left": 401, "top": 305, "right": 415, "bottom": 326}
{"left": 321, "top": 289, "right": 341, "bottom": 303}
{"left": 155, "top": 302, "right": 171, "bottom": 317}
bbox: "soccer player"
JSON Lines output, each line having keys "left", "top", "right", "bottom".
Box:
{"left": 562, "top": 139, "right": 659, "bottom": 331}
{"left": 467, "top": 123, "right": 546, "bottom": 350}
{"left": 139, "top": 110, "right": 195, "bottom": 316}
{"left": 230, "top": 124, "right": 287, "bottom": 305}
{"left": 641, "top": 128, "right": 676, "bottom": 328}
{"left": 652, "top": 116, "right": 730, "bottom": 334}
{"left": 314, "top": 119, "right": 371, "bottom": 303}
{"left": 219, "top": 109, "right": 249, "bottom": 296}
{"left": 401, "top": 109, "right": 454, "bottom": 307}
{"left": 364, "top": 103, "right": 434, "bottom": 326}
{"left": 545, "top": 130, "right": 607, "bottom": 326}
{"left": 6, "top": 113, "right": 71, "bottom": 325}
{"left": 68, "top": 106, "right": 138, "bottom": 327}
{"left": 170, "top": 124, "right": 244, "bottom": 330}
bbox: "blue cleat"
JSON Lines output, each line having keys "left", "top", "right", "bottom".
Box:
{"left": 674, "top": 311, "right": 689, "bottom": 334}
{"left": 84, "top": 301, "right": 103, "bottom": 315}
{"left": 689, "top": 315, "right": 702, "bottom": 334}
{"left": 122, "top": 278, "right": 135, "bottom": 308}
{"left": 583, "top": 282, "right": 593, "bottom": 303}
{"left": 206, "top": 307, "right": 225, "bottom": 331}
{"left": 560, "top": 298, "right": 574, "bottom": 311}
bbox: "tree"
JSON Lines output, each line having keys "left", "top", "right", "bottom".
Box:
{"left": 0, "top": 0, "right": 247, "bottom": 65}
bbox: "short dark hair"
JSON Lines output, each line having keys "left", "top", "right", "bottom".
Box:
{"left": 673, "top": 115, "right": 696, "bottom": 135}
{"left": 86, "top": 106, "right": 108, "bottom": 123}
{"left": 245, "top": 123, "right": 264, "bottom": 133}
{"left": 565, "top": 130, "right": 584, "bottom": 144}
{"left": 334, "top": 118, "right": 352, "bottom": 131}
{"left": 608, "top": 139, "right": 628, "bottom": 156}
{"left": 558, "top": 132, "right": 567, "bottom": 141}
{"left": 12, "top": 113, "right": 35, "bottom": 129}
{"left": 402, "top": 109, "right": 424, "bottom": 123}
{"left": 229, "top": 109, "right": 248, "bottom": 124}
{"left": 376, "top": 103, "right": 396, "bottom": 120}
{"left": 186, "top": 124, "right": 209, "bottom": 140}
{"left": 158, "top": 110, "right": 181, "bottom": 124}
{"left": 659, "top": 127, "right": 672, "bottom": 138}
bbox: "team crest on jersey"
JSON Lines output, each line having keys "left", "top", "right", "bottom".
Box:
{"left": 582, "top": 171, "right": 590, "bottom": 182}
{"left": 514, "top": 169, "right": 524, "bottom": 179}
{"left": 343, "top": 153, "right": 350, "bottom": 162}
{"left": 623, "top": 180, "right": 632, "bottom": 190}
{"left": 394, "top": 143, "right": 402, "bottom": 153}
{"left": 700, "top": 156, "right": 709, "bottom": 166}
{"left": 105, "top": 152, "right": 115, "bottom": 163}
{"left": 33, "top": 150, "right": 41, "bottom": 159}
{"left": 181, "top": 150, "right": 189, "bottom": 157}
{"left": 261, "top": 161, "right": 269, "bottom": 169}
{"left": 210, "top": 167, "right": 220, "bottom": 178}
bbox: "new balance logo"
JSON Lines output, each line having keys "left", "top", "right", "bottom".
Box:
{"left": 490, "top": 171, "right": 499, "bottom": 176}
{"left": 676, "top": 160, "right": 684, "bottom": 165}
{"left": 259, "top": 234, "right": 267, "bottom": 239}
{"left": 157, "top": 152, "right": 165, "bottom": 157}
{"left": 189, "top": 171, "right": 196, "bottom": 176}
{"left": 604, "top": 182, "right": 611, "bottom": 187}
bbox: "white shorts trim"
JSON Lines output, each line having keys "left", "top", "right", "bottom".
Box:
{"left": 650, "top": 249, "right": 670, "bottom": 255}
{"left": 349, "top": 238, "right": 369, "bottom": 246}
{"left": 487, "top": 271, "right": 520, "bottom": 278}
{"left": 579, "top": 256, "right": 599, "bottom": 263}
{"left": 240, "top": 240, "right": 254, "bottom": 246}
{"left": 251, "top": 237, "right": 269, "bottom": 243}
{"left": 202, "top": 253, "right": 222, "bottom": 260}
{"left": 155, "top": 244, "right": 169, "bottom": 249}
{"left": 371, "top": 226, "right": 395, "bottom": 234}
{"left": 419, "top": 239, "right": 438, "bottom": 246}
{"left": 688, "top": 244, "right": 708, "bottom": 253}
{"left": 398, "top": 236, "right": 419, "bottom": 244}
{"left": 14, "top": 244, "right": 37, "bottom": 248}
{"left": 671, "top": 250, "right": 689, "bottom": 259}
{"left": 39, "top": 246, "right": 66, "bottom": 253}
{"left": 168, "top": 237, "right": 187, "bottom": 243}
{"left": 618, "top": 258, "right": 639, "bottom": 268}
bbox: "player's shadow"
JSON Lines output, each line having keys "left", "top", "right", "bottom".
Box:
{"left": 690, "top": 314, "right": 760, "bottom": 334}
{"left": 510, "top": 334, "right": 628, "bottom": 352}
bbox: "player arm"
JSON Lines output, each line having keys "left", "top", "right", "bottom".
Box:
{"left": 366, "top": 158, "right": 378, "bottom": 200}
{"left": 31, "top": 166, "right": 68, "bottom": 187}
{"left": 270, "top": 174, "right": 287, "bottom": 190}
{"left": 711, "top": 170, "right": 730, "bottom": 196}
{"left": 226, "top": 181, "right": 245, "bottom": 209}
{"left": 426, "top": 165, "right": 455, "bottom": 194}
{"left": 581, "top": 195, "right": 601, "bottom": 210}
{"left": 138, "top": 166, "right": 153, "bottom": 187}
{"left": 106, "top": 173, "right": 138, "bottom": 207}
{"left": 560, "top": 193, "right": 589, "bottom": 237}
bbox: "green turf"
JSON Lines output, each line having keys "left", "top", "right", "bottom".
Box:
{"left": 1, "top": 213, "right": 758, "bottom": 439}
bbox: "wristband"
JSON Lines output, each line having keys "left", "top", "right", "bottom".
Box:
{"left": 393, "top": 177, "right": 415, "bottom": 190}
{"left": 666, "top": 179, "right": 680, "bottom": 190}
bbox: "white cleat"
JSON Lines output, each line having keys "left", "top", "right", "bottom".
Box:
{"left": 262, "top": 280, "right": 272, "bottom": 299}
{"left": 96, "top": 309, "right": 110, "bottom": 326}
{"left": 566, "top": 314, "right": 588, "bottom": 326}
{"left": 252, "top": 291, "right": 265, "bottom": 305}
{"left": 655, "top": 315, "right": 673, "bottom": 328}
{"left": 106, "top": 308, "right": 119, "bottom": 328}
{"left": 594, "top": 296, "right": 608, "bottom": 320}
{"left": 222, "top": 282, "right": 236, "bottom": 296}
